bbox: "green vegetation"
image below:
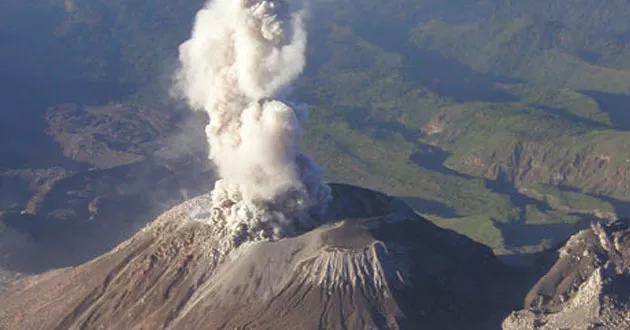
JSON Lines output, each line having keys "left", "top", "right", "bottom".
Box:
{"left": 495, "top": 84, "right": 613, "bottom": 126}
{"left": 296, "top": 1, "right": 630, "bottom": 254}
{"left": 411, "top": 17, "right": 630, "bottom": 94}
{"left": 4, "top": 0, "right": 630, "bottom": 254}
{"left": 520, "top": 184, "right": 615, "bottom": 216}
{"left": 429, "top": 215, "right": 506, "bottom": 252}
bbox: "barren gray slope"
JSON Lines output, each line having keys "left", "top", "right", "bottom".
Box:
{"left": 503, "top": 220, "right": 630, "bottom": 329}
{"left": 0, "top": 184, "right": 505, "bottom": 330}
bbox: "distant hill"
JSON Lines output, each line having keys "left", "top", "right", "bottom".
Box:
{"left": 411, "top": 17, "right": 630, "bottom": 94}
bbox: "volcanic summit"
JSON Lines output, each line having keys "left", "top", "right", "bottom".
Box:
{"left": 0, "top": 184, "right": 506, "bottom": 330}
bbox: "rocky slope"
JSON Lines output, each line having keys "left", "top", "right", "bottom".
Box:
{"left": 503, "top": 220, "right": 630, "bottom": 329}
{"left": 482, "top": 142, "right": 630, "bottom": 201}
{"left": 0, "top": 184, "right": 507, "bottom": 330}
{"left": 424, "top": 107, "right": 630, "bottom": 203}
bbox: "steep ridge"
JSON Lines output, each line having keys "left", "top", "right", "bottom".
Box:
{"left": 0, "top": 184, "right": 506, "bottom": 330}
{"left": 423, "top": 105, "right": 630, "bottom": 202}
{"left": 503, "top": 220, "right": 630, "bottom": 329}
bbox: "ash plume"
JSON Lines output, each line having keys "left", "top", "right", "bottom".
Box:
{"left": 173, "top": 0, "right": 331, "bottom": 246}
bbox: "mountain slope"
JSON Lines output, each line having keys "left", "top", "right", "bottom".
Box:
{"left": 0, "top": 184, "right": 507, "bottom": 330}
{"left": 503, "top": 220, "right": 630, "bottom": 329}
{"left": 423, "top": 103, "right": 630, "bottom": 201}
{"left": 411, "top": 17, "right": 630, "bottom": 94}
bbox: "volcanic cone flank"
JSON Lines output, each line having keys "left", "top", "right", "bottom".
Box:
{"left": 0, "top": 184, "right": 505, "bottom": 330}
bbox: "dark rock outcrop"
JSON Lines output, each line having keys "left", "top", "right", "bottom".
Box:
{"left": 503, "top": 220, "right": 630, "bottom": 329}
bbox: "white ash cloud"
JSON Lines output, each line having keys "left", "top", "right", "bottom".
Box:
{"left": 173, "top": 0, "right": 330, "bottom": 245}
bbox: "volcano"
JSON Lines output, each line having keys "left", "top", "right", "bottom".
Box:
{"left": 0, "top": 184, "right": 506, "bottom": 329}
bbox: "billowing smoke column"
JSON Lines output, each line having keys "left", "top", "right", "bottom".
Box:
{"left": 173, "top": 0, "right": 331, "bottom": 245}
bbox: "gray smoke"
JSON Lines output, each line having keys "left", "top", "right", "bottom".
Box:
{"left": 173, "top": 0, "right": 331, "bottom": 245}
